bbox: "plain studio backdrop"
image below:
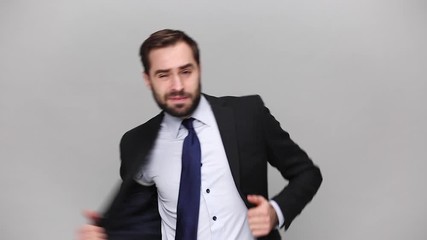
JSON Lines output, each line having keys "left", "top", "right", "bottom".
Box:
{"left": 1, "top": 1, "right": 426, "bottom": 239}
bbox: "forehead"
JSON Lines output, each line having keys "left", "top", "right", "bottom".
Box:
{"left": 148, "top": 42, "right": 197, "bottom": 73}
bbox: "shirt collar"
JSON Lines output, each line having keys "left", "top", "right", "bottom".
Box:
{"left": 163, "top": 95, "right": 215, "bottom": 138}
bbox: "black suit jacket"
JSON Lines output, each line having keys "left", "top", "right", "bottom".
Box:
{"left": 99, "top": 94, "right": 322, "bottom": 240}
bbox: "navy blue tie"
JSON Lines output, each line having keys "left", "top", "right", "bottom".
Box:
{"left": 175, "top": 118, "right": 201, "bottom": 240}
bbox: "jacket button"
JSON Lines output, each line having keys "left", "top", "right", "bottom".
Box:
{"left": 206, "top": 189, "right": 210, "bottom": 193}
{"left": 212, "top": 216, "right": 217, "bottom": 221}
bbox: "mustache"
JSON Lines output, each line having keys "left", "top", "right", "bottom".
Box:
{"left": 166, "top": 91, "right": 192, "bottom": 98}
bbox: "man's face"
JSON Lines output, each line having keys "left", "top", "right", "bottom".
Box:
{"left": 144, "top": 41, "right": 201, "bottom": 118}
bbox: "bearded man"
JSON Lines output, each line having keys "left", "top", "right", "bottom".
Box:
{"left": 77, "top": 29, "right": 322, "bottom": 240}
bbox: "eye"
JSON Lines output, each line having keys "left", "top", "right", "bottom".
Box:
{"left": 181, "top": 69, "right": 192, "bottom": 75}
{"left": 157, "top": 73, "right": 169, "bottom": 78}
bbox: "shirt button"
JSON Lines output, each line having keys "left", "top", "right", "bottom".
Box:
{"left": 212, "top": 216, "right": 217, "bottom": 221}
{"left": 206, "top": 189, "right": 210, "bottom": 193}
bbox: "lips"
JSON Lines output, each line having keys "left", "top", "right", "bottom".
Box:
{"left": 167, "top": 95, "right": 190, "bottom": 105}
{"left": 169, "top": 96, "right": 188, "bottom": 100}
{"left": 167, "top": 92, "right": 191, "bottom": 101}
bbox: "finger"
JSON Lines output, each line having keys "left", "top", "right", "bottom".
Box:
{"left": 247, "top": 194, "right": 267, "bottom": 206}
{"left": 78, "top": 224, "right": 107, "bottom": 240}
{"left": 248, "top": 210, "right": 270, "bottom": 224}
{"left": 247, "top": 196, "right": 269, "bottom": 219}
{"left": 247, "top": 201, "right": 277, "bottom": 237}
{"left": 83, "top": 210, "right": 101, "bottom": 223}
{"left": 248, "top": 207, "right": 265, "bottom": 218}
{"left": 247, "top": 218, "right": 270, "bottom": 237}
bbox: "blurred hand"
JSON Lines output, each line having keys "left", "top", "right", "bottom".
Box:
{"left": 247, "top": 195, "right": 278, "bottom": 237}
{"left": 76, "top": 210, "right": 107, "bottom": 240}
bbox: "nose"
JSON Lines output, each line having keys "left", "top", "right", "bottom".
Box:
{"left": 171, "top": 74, "right": 183, "bottom": 91}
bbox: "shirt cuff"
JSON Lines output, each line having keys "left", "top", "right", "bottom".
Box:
{"left": 269, "top": 200, "right": 285, "bottom": 228}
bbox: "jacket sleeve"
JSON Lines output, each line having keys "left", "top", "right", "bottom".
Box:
{"left": 256, "top": 96, "right": 322, "bottom": 230}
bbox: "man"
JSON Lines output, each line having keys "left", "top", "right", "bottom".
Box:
{"left": 78, "top": 29, "right": 322, "bottom": 240}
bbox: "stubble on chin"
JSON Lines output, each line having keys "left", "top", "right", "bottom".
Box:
{"left": 153, "top": 92, "right": 201, "bottom": 118}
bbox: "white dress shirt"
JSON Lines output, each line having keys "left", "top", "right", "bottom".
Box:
{"left": 135, "top": 96, "right": 283, "bottom": 239}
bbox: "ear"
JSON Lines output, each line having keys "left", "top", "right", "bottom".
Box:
{"left": 143, "top": 71, "right": 152, "bottom": 89}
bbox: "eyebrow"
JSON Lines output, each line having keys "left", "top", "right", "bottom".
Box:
{"left": 178, "top": 63, "right": 194, "bottom": 70}
{"left": 153, "top": 63, "right": 195, "bottom": 75}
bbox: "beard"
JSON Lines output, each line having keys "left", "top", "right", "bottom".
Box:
{"left": 152, "top": 83, "right": 201, "bottom": 118}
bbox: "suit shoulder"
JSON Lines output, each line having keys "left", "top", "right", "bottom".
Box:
{"left": 119, "top": 113, "right": 163, "bottom": 175}
{"left": 206, "top": 93, "right": 264, "bottom": 106}
{"left": 222, "top": 94, "right": 265, "bottom": 110}
{"left": 121, "top": 113, "right": 163, "bottom": 142}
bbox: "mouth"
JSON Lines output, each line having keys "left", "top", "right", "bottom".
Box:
{"left": 167, "top": 95, "right": 190, "bottom": 104}
{"left": 169, "top": 95, "right": 188, "bottom": 100}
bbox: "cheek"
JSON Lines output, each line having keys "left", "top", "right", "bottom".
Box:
{"left": 186, "top": 78, "right": 200, "bottom": 91}
{"left": 152, "top": 83, "right": 169, "bottom": 95}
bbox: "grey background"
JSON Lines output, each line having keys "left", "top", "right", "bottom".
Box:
{"left": 1, "top": 0, "right": 426, "bottom": 239}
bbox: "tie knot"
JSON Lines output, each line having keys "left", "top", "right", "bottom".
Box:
{"left": 182, "top": 117, "right": 195, "bottom": 130}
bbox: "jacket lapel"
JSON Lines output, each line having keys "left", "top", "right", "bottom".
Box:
{"left": 204, "top": 94, "right": 241, "bottom": 190}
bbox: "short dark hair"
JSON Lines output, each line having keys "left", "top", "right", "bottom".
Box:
{"left": 139, "top": 29, "right": 200, "bottom": 74}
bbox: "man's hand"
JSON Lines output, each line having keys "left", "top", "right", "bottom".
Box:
{"left": 247, "top": 195, "right": 278, "bottom": 237}
{"left": 76, "top": 210, "right": 107, "bottom": 240}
